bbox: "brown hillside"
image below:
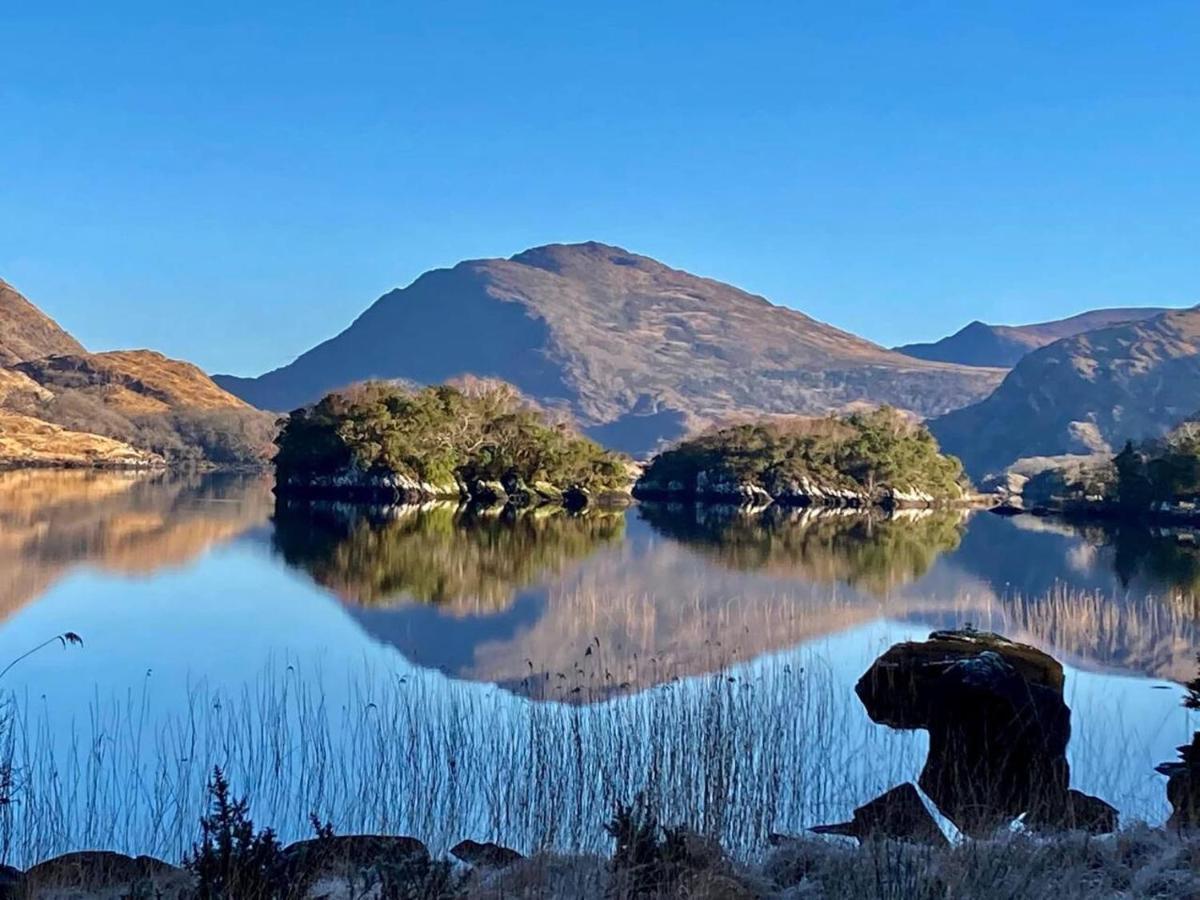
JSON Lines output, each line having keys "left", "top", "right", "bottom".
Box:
{"left": 0, "top": 278, "right": 86, "bottom": 366}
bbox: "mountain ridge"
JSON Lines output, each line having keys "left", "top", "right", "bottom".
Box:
{"left": 896, "top": 307, "right": 1174, "bottom": 368}
{"left": 930, "top": 306, "right": 1200, "bottom": 478}
{"left": 215, "top": 242, "right": 1005, "bottom": 454}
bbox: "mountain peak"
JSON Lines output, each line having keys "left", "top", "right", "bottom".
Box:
{"left": 214, "top": 246, "right": 1003, "bottom": 455}
{"left": 508, "top": 241, "right": 655, "bottom": 275}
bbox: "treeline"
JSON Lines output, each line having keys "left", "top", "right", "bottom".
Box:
{"left": 274, "top": 380, "right": 630, "bottom": 497}
{"left": 1027, "top": 422, "right": 1200, "bottom": 511}
{"left": 637, "top": 407, "right": 967, "bottom": 501}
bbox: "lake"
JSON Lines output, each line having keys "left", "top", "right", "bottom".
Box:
{"left": 0, "top": 470, "right": 1195, "bottom": 866}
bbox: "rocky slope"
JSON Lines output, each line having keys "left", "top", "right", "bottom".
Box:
{"left": 930, "top": 307, "right": 1200, "bottom": 478}
{"left": 896, "top": 307, "right": 1171, "bottom": 368}
{"left": 216, "top": 242, "right": 1004, "bottom": 454}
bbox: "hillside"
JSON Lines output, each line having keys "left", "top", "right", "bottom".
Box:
{"left": 216, "top": 242, "right": 1004, "bottom": 454}
{"left": 896, "top": 307, "right": 1170, "bottom": 368}
{"left": 0, "top": 278, "right": 86, "bottom": 366}
{"left": 0, "top": 412, "right": 161, "bottom": 468}
{"left": 930, "top": 307, "right": 1200, "bottom": 478}
{"left": 0, "top": 280, "right": 277, "bottom": 467}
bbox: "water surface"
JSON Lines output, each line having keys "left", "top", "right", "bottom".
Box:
{"left": 0, "top": 470, "right": 1195, "bottom": 864}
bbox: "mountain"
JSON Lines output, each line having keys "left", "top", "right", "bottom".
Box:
{"left": 215, "top": 242, "right": 1004, "bottom": 454}
{"left": 0, "top": 280, "right": 276, "bottom": 467}
{"left": 930, "top": 307, "right": 1200, "bottom": 478}
{"left": 895, "top": 307, "right": 1171, "bottom": 368}
{"left": 0, "top": 278, "right": 86, "bottom": 366}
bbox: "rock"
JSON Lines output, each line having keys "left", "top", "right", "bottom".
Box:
{"left": 811, "top": 782, "right": 948, "bottom": 845}
{"left": 531, "top": 480, "right": 564, "bottom": 502}
{"left": 24, "top": 851, "right": 190, "bottom": 897}
{"left": 1156, "top": 732, "right": 1200, "bottom": 830}
{"left": 450, "top": 839, "right": 524, "bottom": 869}
{"left": 282, "top": 830, "right": 432, "bottom": 868}
{"left": 470, "top": 479, "right": 509, "bottom": 506}
{"left": 282, "top": 834, "right": 430, "bottom": 881}
{"left": 562, "top": 486, "right": 591, "bottom": 510}
{"left": 0, "top": 865, "right": 24, "bottom": 900}
{"left": 855, "top": 629, "right": 1114, "bottom": 836}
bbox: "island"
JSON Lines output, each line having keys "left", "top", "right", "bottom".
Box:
{"left": 272, "top": 380, "right": 633, "bottom": 507}
{"left": 633, "top": 408, "right": 971, "bottom": 507}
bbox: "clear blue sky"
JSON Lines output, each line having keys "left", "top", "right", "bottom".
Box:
{"left": 2, "top": 1, "right": 1197, "bottom": 375}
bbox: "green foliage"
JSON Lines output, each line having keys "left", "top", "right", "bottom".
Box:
{"left": 185, "top": 767, "right": 289, "bottom": 899}
{"left": 638, "top": 506, "right": 963, "bottom": 594}
{"left": 273, "top": 502, "right": 624, "bottom": 609}
{"left": 1109, "top": 424, "right": 1200, "bottom": 509}
{"left": 641, "top": 407, "right": 966, "bottom": 498}
{"left": 274, "top": 381, "right": 628, "bottom": 493}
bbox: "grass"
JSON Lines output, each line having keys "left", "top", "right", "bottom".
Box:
{"left": 0, "top": 648, "right": 1192, "bottom": 873}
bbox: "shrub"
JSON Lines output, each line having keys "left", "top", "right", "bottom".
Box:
{"left": 184, "top": 767, "right": 290, "bottom": 899}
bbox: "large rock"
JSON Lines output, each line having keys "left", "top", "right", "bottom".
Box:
{"left": 450, "top": 839, "right": 524, "bottom": 869}
{"left": 1157, "top": 732, "right": 1200, "bottom": 831}
{"left": 811, "top": 782, "right": 948, "bottom": 846}
{"left": 281, "top": 833, "right": 429, "bottom": 881}
{"left": 855, "top": 629, "right": 1116, "bottom": 835}
{"left": 24, "top": 851, "right": 190, "bottom": 898}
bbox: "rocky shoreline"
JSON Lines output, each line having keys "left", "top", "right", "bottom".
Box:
{"left": 274, "top": 468, "right": 630, "bottom": 510}
{"left": 633, "top": 470, "right": 986, "bottom": 509}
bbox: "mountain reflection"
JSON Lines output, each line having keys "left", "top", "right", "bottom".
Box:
{"left": 0, "top": 469, "right": 272, "bottom": 618}
{"left": 636, "top": 504, "right": 965, "bottom": 593}
{"left": 271, "top": 501, "right": 625, "bottom": 612}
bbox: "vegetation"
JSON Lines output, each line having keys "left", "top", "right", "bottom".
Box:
{"left": 272, "top": 501, "right": 624, "bottom": 609}
{"left": 274, "top": 380, "right": 629, "bottom": 497}
{"left": 1025, "top": 420, "right": 1200, "bottom": 513}
{"left": 638, "top": 408, "right": 967, "bottom": 500}
{"left": 637, "top": 506, "right": 964, "bottom": 594}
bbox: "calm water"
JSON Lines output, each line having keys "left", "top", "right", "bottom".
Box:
{"left": 0, "top": 470, "right": 1195, "bottom": 864}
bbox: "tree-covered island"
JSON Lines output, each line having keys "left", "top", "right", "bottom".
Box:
{"left": 634, "top": 407, "right": 969, "bottom": 507}
{"left": 273, "top": 380, "right": 632, "bottom": 507}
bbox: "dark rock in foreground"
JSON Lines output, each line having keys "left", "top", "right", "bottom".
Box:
{"left": 1157, "top": 732, "right": 1200, "bottom": 831}
{"left": 811, "top": 782, "right": 948, "bottom": 846}
{"left": 23, "top": 850, "right": 190, "bottom": 896}
{"left": 856, "top": 629, "right": 1117, "bottom": 836}
{"left": 450, "top": 839, "right": 525, "bottom": 869}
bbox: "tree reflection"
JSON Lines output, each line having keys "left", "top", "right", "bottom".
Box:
{"left": 271, "top": 501, "right": 625, "bottom": 611}
{"left": 636, "top": 504, "right": 964, "bottom": 594}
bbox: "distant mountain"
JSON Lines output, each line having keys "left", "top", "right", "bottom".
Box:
{"left": 930, "top": 307, "right": 1200, "bottom": 478}
{"left": 0, "top": 280, "right": 276, "bottom": 467}
{"left": 895, "top": 307, "right": 1171, "bottom": 368}
{"left": 216, "top": 242, "right": 1003, "bottom": 454}
{"left": 0, "top": 278, "right": 86, "bottom": 366}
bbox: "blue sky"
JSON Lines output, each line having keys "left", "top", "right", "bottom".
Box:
{"left": 2, "top": 1, "right": 1197, "bottom": 375}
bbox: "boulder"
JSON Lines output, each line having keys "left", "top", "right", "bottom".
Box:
{"left": 450, "top": 839, "right": 524, "bottom": 869}
{"left": 1156, "top": 732, "right": 1200, "bottom": 830}
{"left": 281, "top": 833, "right": 430, "bottom": 881}
{"left": 24, "top": 851, "right": 190, "bottom": 897}
{"left": 471, "top": 480, "right": 509, "bottom": 507}
{"left": 811, "top": 782, "right": 948, "bottom": 846}
{"left": 0, "top": 866, "right": 24, "bottom": 900}
{"left": 855, "top": 629, "right": 1114, "bottom": 836}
